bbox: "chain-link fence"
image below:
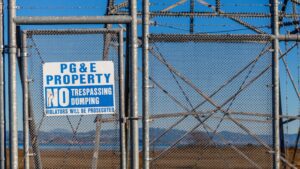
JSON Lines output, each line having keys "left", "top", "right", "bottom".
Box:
{"left": 148, "top": 34, "right": 274, "bottom": 168}
{"left": 23, "top": 29, "right": 122, "bottom": 169}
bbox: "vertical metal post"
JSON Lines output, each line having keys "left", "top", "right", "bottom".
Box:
{"left": 21, "top": 31, "right": 29, "bottom": 169}
{"left": 92, "top": 117, "right": 101, "bottom": 169}
{"left": 8, "top": 0, "right": 18, "bottom": 168}
{"left": 271, "top": 0, "right": 280, "bottom": 168}
{"left": 20, "top": 33, "right": 42, "bottom": 169}
{"left": 129, "top": 0, "right": 139, "bottom": 168}
{"left": 216, "top": 0, "right": 220, "bottom": 13}
{"left": 118, "top": 30, "right": 127, "bottom": 169}
{"left": 103, "top": 0, "right": 114, "bottom": 61}
{"left": 190, "top": 0, "right": 195, "bottom": 34}
{"left": 125, "top": 24, "right": 131, "bottom": 169}
{"left": 279, "top": 88, "right": 286, "bottom": 168}
{"left": 0, "top": 0, "right": 5, "bottom": 167}
{"left": 92, "top": 27, "right": 114, "bottom": 168}
{"left": 142, "top": 0, "right": 150, "bottom": 168}
{"left": 28, "top": 96, "right": 42, "bottom": 169}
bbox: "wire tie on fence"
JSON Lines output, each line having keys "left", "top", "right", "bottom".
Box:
{"left": 128, "top": 117, "right": 140, "bottom": 121}
{"left": 26, "top": 78, "right": 33, "bottom": 83}
{"left": 146, "top": 157, "right": 152, "bottom": 161}
{"left": 21, "top": 52, "right": 28, "bottom": 57}
{"left": 269, "top": 48, "right": 275, "bottom": 52}
{"left": 28, "top": 153, "right": 35, "bottom": 157}
{"left": 146, "top": 84, "right": 154, "bottom": 88}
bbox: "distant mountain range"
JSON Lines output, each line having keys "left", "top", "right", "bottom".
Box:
{"left": 6, "top": 128, "right": 300, "bottom": 147}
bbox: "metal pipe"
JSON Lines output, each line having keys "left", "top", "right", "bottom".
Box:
{"left": 21, "top": 31, "right": 29, "bottom": 169}
{"left": 103, "top": 1, "right": 114, "bottom": 61}
{"left": 8, "top": 0, "right": 18, "bottom": 167}
{"left": 161, "top": 0, "right": 187, "bottom": 12}
{"left": 18, "top": 30, "right": 43, "bottom": 169}
{"left": 25, "top": 28, "right": 124, "bottom": 35}
{"left": 91, "top": 116, "right": 101, "bottom": 169}
{"left": 20, "top": 31, "right": 42, "bottom": 168}
{"left": 279, "top": 85, "right": 286, "bottom": 168}
{"left": 0, "top": 0, "right": 4, "bottom": 167}
{"left": 28, "top": 95, "right": 43, "bottom": 169}
{"left": 129, "top": 0, "right": 139, "bottom": 168}
{"left": 14, "top": 16, "right": 133, "bottom": 25}
{"left": 94, "top": 112, "right": 272, "bottom": 124}
{"left": 149, "top": 34, "right": 273, "bottom": 42}
{"left": 190, "top": 0, "right": 195, "bottom": 33}
{"left": 277, "top": 34, "right": 300, "bottom": 41}
{"left": 271, "top": 0, "right": 280, "bottom": 168}
{"left": 125, "top": 23, "right": 130, "bottom": 169}
{"left": 142, "top": 0, "right": 150, "bottom": 167}
{"left": 118, "top": 30, "right": 126, "bottom": 169}
{"left": 282, "top": 57, "right": 300, "bottom": 100}
{"left": 103, "top": 28, "right": 112, "bottom": 60}
{"left": 116, "top": 11, "right": 300, "bottom": 18}
{"left": 216, "top": 0, "right": 220, "bottom": 13}
{"left": 148, "top": 34, "right": 300, "bottom": 42}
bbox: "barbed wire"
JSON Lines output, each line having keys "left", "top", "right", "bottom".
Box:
{"left": 155, "top": 22, "right": 271, "bottom": 34}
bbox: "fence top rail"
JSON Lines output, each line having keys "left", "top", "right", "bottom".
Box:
{"left": 14, "top": 16, "right": 132, "bottom": 25}
{"left": 23, "top": 28, "right": 124, "bottom": 36}
{"left": 149, "top": 34, "right": 273, "bottom": 43}
{"left": 149, "top": 34, "right": 300, "bottom": 43}
{"left": 116, "top": 11, "right": 300, "bottom": 18}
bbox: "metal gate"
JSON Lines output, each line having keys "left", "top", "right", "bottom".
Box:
{"left": 148, "top": 34, "right": 274, "bottom": 168}
{"left": 20, "top": 29, "right": 124, "bottom": 169}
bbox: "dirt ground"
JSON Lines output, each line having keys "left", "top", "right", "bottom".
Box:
{"left": 5, "top": 146, "right": 300, "bottom": 168}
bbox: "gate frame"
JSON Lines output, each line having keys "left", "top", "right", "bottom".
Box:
{"left": 20, "top": 28, "right": 125, "bottom": 169}
{"left": 139, "top": 1, "right": 300, "bottom": 168}
{"left": 8, "top": 0, "right": 138, "bottom": 168}
{"left": 144, "top": 33, "right": 300, "bottom": 169}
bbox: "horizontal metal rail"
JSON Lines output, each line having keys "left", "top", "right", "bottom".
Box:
{"left": 277, "top": 34, "right": 300, "bottom": 41}
{"left": 94, "top": 111, "right": 300, "bottom": 123}
{"left": 24, "top": 28, "right": 124, "bottom": 35}
{"left": 116, "top": 11, "right": 300, "bottom": 18}
{"left": 149, "top": 34, "right": 300, "bottom": 42}
{"left": 14, "top": 16, "right": 133, "bottom": 25}
{"left": 150, "top": 34, "right": 272, "bottom": 42}
{"left": 97, "top": 114, "right": 271, "bottom": 124}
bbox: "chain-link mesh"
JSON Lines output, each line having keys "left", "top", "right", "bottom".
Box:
{"left": 148, "top": 35, "right": 273, "bottom": 168}
{"left": 25, "top": 29, "right": 121, "bottom": 169}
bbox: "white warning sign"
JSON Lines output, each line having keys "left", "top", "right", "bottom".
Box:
{"left": 43, "top": 61, "right": 115, "bottom": 116}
